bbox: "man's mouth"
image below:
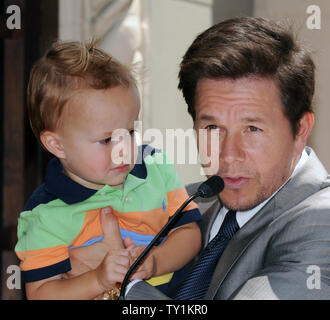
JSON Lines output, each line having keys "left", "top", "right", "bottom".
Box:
{"left": 222, "top": 176, "right": 250, "bottom": 188}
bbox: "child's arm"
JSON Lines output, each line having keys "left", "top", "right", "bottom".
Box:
{"left": 26, "top": 248, "right": 131, "bottom": 300}
{"left": 128, "top": 222, "right": 201, "bottom": 280}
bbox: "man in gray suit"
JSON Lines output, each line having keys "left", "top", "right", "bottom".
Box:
{"left": 68, "top": 17, "right": 330, "bottom": 299}
{"left": 125, "top": 17, "right": 330, "bottom": 299}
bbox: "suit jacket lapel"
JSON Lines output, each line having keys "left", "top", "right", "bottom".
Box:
{"left": 205, "top": 147, "right": 329, "bottom": 299}
{"left": 205, "top": 198, "right": 276, "bottom": 299}
{"left": 199, "top": 199, "right": 221, "bottom": 248}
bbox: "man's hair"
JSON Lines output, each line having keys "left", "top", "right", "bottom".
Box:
{"left": 27, "top": 40, "right": 136, "bottom": 144}
{"left": 178, "top": 17, "right": 315, "bottom": 136}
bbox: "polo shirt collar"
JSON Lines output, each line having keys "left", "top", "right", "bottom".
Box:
{"left": 45, "top": 158, "right": 97, "bottom": 205}
{"left": 130, "top": 144, "right": 157, "bottom": 179}
{"left": 44, "top": 157, "right": 149, "bottom": 205}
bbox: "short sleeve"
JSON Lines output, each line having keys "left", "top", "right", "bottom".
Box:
{"left": 15, "top": 209, "right": 71, "bottom": 282}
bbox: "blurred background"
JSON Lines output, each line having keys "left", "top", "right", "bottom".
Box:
{"left": 0, "top": 0, "right": 329, "bottom": 299}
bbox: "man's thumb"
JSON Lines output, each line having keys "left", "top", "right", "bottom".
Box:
{"left": 101, "top": 206, "right": 113, "bottom": 215}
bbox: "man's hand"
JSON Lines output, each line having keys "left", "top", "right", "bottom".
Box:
{"left": 101, "top": 207, "right": 124, "bottom": 251}
{"left": 66, "top": 207, "right": 124, "bottom": 278}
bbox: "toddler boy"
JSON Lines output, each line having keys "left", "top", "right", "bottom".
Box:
{"left": 15, "top": 40, "right": 202, "bottom": 299}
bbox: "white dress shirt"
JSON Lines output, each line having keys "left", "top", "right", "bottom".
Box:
{"left": 209, "top": 149, "right": 309, "bottom": 241}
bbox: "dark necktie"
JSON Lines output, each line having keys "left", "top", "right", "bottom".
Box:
{"left": 173, "top": 210, "right": 239, "bottom": 300}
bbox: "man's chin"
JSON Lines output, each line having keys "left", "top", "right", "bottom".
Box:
{"left": 220, "top": 194, "right": 265, "bottom": 212}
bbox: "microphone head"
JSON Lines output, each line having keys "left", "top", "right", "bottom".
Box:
{"left": 197, "top": 176, "right": 224, "bottom": 198}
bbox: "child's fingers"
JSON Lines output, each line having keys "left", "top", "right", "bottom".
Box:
{"left": 112, "top": 255, "right": 131, "bottom": 269}
{"left": 97, "top": 251, "right": 132, "bottom": 289}
{"left": 130, "top": 270, "right": 145, "bottom": 280}
{"left": 126, "top": 245, "right": 146, "bottom": 261}
{"left": 112, "top": 264, "right": 130, "bottom": 277}
{"left": 129, "top": 266, "right": 152, "bottom": 280}
{"left": 123, "top": 236, "right": 136, "bottom": 249}
{"left": 103, "top": 267, "right": 129, "bottom": 285}
{"left": 106, "top": 249, "right": 130, "bottom": 262}
{"left": 129, "top": 256, "right": 155, "bottom": 280}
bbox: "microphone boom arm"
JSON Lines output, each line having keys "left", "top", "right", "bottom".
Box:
{"left": 118, "top": 192, "right": 200, "bottom": 299}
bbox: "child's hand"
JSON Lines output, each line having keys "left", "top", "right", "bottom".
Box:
{"left": 94, "top": 249, "right": 131, "bottom": 292}
{"left": 123, "top": 237, "right": 156, "bottom": 281}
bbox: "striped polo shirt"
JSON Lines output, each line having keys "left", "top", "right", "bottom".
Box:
{"left": 15, "top": 145, "right": 201, "bottom": 283}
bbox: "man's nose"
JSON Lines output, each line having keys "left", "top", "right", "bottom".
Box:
{"left": 220, "top": 132, "right": 245, "bottom": 164}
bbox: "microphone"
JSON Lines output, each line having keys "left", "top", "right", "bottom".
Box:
{"left": 118, "top": 175, "right": 224, "bottom": 299}
{"left": 196, "top": 175, "right": 225, "bottom": 198}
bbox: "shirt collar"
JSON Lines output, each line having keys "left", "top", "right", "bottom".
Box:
{"left": 44, "top": 145, "right": 157, "bottom": 205}
{"left": 45, "top": 158, "right": 97, "bottom": 205}
{"left": 130, "top": 144, "right": 158, "bottom": 179}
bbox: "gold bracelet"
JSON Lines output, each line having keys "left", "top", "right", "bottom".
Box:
{"left": 102, "top": 283, "right": 121, "bottom": 300}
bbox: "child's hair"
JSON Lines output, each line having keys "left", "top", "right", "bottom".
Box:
{"left": 27, "top": 40, "right": 137, "bottom": 144}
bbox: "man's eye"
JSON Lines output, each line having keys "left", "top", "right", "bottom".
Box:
{"left": 247, "top": 126, "right": 261, "bottom": 132}
{"left": 205, "top": 125, "right": 219, "bottom": 130}
{"left": 100, "top": 137, "right": 111, "bottom": 145}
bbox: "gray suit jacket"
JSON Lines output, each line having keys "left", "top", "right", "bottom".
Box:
{"left": 126, "top": 147, "right": 330, "bottom": 300}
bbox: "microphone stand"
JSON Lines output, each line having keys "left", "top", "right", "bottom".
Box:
{"left": 118, "top": 192, "right": 200, "bottom": 300}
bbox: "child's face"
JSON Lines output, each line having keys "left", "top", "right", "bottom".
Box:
{"left": 56, "top": 86, "right": 140, "bottom": 190}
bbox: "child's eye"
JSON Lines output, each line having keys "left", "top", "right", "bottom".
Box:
{"left": 99, "top": 137, "right": 111, "bottom": 145}
{"left": 129, "top": 129, "right": 136, "bottom": 136}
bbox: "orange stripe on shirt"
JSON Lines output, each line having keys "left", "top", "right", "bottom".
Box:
{"left": 70, "top": 209, "right": 103, "bottom": 248}
{"left": 115, "top": 188, "right": 199, "bottom": 236}
{"left": 166, "top": 188, "right": 198, "bottom": 217}
{"left": 16, "top": 245, "right": 69, "bottom": 271}
{"left": 115, "top": 207, "right": 167, "bottom": 236}
{"left": 70, "top": 188, "right": 199, "bottom": 244}
{"left": 17, "top": 189, "right": 198, "bottom": 272}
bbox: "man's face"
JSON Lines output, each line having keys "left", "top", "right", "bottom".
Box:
{"left": 194, "top": 77, "right": 304, "bottom": 211}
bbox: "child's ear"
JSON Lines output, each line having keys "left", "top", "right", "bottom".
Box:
{"left": 40, "top": 131, "right": 66, "bottom": 159}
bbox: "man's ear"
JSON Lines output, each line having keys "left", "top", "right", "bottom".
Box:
{"left": 40, "top": 131, "right": 66, "bottom": 159}
{"left": 294, "top": 112, "right": 314, "bottom": 153}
